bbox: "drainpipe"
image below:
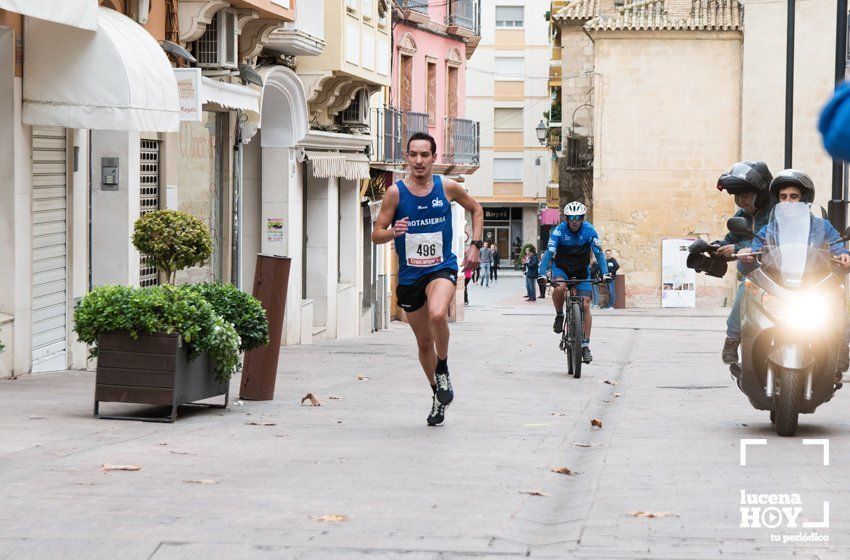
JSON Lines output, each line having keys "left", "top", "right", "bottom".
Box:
{"left": 784, "top": 0, "right": 795, "bottom": 169}
{"left": 232, "top": 109, "right": 244, "bottom": 290}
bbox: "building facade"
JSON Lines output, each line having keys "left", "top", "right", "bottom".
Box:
{"left": 550, "top": 0, "right": 842, "bottom": 307}
{"left": 464, "top": 0, "right": 552, "bottom": 268}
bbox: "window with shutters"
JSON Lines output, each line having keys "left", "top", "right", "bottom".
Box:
{"left": 495, "top": 108, "right": 523, "bottom": 131}
{"left": 494, "top": 56, "right": 524, "bottom": 79}
{"left": 494, "top": 158, "right": 523, "bottom": 181}
{"left": 495, "top": 6, "right": 524, "bottom": 27}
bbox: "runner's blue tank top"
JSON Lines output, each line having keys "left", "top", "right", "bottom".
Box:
{"left": 393, "top": 175, "right": 457, "bottom": 285}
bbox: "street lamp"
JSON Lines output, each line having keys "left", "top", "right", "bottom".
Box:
{"left": 535, "top": 120, "right": 548, "bottom": 146}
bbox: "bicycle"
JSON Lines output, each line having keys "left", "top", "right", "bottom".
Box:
{"left": 540, "top": 276, "right": 610, "bottom": 379}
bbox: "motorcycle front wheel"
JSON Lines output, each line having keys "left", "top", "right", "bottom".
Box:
{"left": 774, "top": 367, "right": 802, "bottom": 437}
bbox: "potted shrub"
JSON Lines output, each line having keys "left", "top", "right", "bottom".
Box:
{"left": 74, "top": 210, "right": 268, "bottom": 422}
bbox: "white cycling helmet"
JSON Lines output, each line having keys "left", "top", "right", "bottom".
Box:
{"left": 563, "top": 201, "right": 587, "bottom": 216}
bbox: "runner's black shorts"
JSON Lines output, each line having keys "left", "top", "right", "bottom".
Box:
{"left": 396, "top": 268, "right": 458, "bottom": 313}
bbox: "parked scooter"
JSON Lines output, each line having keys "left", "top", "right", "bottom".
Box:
{"left": 728, "top": 203, "right": 850, "bottom": 436}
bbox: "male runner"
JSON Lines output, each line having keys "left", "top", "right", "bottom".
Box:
{"left": 372, "top": 132, "right": 484, "bottom": 426}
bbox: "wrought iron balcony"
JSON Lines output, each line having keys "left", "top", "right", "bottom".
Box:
{"left": 399, "top": 0, "right": 429, "bottom": 15}
{"left": 444, "top": 117, "right": 480, "bottom": 165}
{"left": 446, "top": 0, "right": 481, "bottom": 35}
{"left": 404, "top": 111, "right": 430, "bottom": 141}
{"left": 374, "top": 107, "right": 404, "bottom": 163}
{"left": 563, "top": 134, "right": 593, "bottom": 170}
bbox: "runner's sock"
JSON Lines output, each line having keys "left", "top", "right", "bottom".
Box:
{"left": 436, "top": 357, "right": 448, "bottom": 374}
{"left": 581, "top": 339, "right": 590, "bottom": 348}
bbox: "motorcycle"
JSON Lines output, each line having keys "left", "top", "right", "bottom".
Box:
{"left": 727, "top": 203, "right": 849, "bottom": 436}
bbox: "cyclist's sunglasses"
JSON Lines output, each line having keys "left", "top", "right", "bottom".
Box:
{"left": 566, "top": 215, "right": 584, "bottom": 222}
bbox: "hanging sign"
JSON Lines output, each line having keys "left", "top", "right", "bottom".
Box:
{"left": 174, "top": 68, "right": 202, "bottom": 122}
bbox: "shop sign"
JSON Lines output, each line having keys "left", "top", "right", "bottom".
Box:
{"left": 174, "top": 68, "right": 202, "bottom": 122}
{"left": 484, "top": 207, "right": 510, "bottom": 221}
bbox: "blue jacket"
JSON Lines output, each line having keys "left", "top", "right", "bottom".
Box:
{"left": 539, "top": 221, "right": 608, "bottom": 277}
{"left": 751, "top": 215, "right": 849, "bottom": 256}
{"left": 718, "top": 204, "right": 775, "bottom": 252}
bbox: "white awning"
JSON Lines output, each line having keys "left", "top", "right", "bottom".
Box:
{"left": 202, "top": 77, "right": 260, "bottom": 114}
{"left": 0, "top": 0, "right": 98, "bottom": 30}
{"left": 305, "top": 151, "right": 369, "bottom": 180}
{"left": 23, "top": 7, "right": 179, "bottom": 132}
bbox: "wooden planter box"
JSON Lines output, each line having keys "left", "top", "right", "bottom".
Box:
{"left": 94, "top": 332, "right": 229, "bottom": 422}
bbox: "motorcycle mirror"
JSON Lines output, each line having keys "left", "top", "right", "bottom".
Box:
{"left": 727, "top": 217, "right": 753, "bottom": 238}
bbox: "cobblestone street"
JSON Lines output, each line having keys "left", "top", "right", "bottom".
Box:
{"left": 1, "top": 275, "right": 848, "bottom": 559}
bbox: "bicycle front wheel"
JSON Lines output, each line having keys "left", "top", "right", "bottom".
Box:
{"left": 570, "top": 302, "right": 583, "bottom": 378}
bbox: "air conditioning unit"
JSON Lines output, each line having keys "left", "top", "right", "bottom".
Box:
{"left": 193, "top": 9, "right": 238, "bottom": 70}
{"left": 340, "top": 89, "right": 370, "bottom": 127}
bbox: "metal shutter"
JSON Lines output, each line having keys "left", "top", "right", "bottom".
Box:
{"left": 31, "top": 126, "right": 68, "bottom": 372}
{"left": 139, "top": 139, "right": 160, "bottom": 287}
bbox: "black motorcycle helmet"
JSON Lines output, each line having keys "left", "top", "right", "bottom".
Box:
{"left": 769, "top": 169, "right": 815, "bottom": 203}
{"left": 716, "top": 160, "right": 773, "bottom": 210}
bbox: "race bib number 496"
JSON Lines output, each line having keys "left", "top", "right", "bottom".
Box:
{"left": 405, "top": 232, "right": 444, "bottom": 267}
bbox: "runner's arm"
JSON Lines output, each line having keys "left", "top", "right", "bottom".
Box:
{"left": 443, "top": 179, "right": 483, "bottom": 242}
{"left": 371, "top": 185, "right": 400, "bottom": 245}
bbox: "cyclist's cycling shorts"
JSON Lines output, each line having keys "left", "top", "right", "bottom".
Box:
{"left": 552, "top": 265, "right": 592, "bottom": 299}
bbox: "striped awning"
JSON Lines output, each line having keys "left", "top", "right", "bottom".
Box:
{"left": 306, "top": 151, "right": 370, "bottom": 180}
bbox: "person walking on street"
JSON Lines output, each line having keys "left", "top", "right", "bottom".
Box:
{"left": 479, "top": 242, "right": 492, "bottom": 287}
{"left": 490, "top": 244, "right": 500, "bottom": 283}
{"left": 523, "top": 246, "right": 539, "bottom": 301}
{"left": 604, "top": 250, "right": 620, "bottom": 309}
{"left": 372, "top": 132, "right": 484, "bottom": 426}
{"left": 463, "top": 264, "right": 472, "bottom": 306}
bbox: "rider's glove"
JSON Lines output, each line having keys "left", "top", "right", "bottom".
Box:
{"left": 602, "top": 274, "right": 612, "bottom": 283}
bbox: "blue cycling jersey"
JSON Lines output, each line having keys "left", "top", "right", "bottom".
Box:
{"left": 538, "top": 221, "right": 608, "bottom": 277}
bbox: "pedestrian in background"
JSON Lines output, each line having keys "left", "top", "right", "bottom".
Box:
{"left": 479, "top": 242, "right": 493, "bottom": 287}
{"left": 604, "top": 249, "right": 620, "bottom": 309}
{"left": 463, "top": 260, "right": 473, "bottom": 306}
{"left": 490, "top": 244, "right": 500, "bottom": 283}
{"left": 523, "top": 246, "right": 539, "bottom": 301}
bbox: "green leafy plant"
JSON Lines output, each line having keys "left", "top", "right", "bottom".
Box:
{"left": 184, "top": 282, "right": 269, "bottom": 351}
{"left": 73, "top": 285, "right": 241, "bottom": 383}
{"left": 132, "top": 210, "right": 212, "bottom": 284}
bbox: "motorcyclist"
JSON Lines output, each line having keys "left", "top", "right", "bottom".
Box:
{"left": 714, "top": 161, "right": 776, "bottom": 364}
{"left": 538, "top": 201, "right": 609, "bottom": 364}
{"left": 739, "top": 169, "right": 850, "bottom": 384}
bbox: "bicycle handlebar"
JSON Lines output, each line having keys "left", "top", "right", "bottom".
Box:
{"left": 540, "top": 277, "right": 610, "bottom": 287}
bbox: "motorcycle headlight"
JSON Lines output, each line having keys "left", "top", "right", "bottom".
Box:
{"left": 761, "top": 292, "right": 833, "bottom": 332}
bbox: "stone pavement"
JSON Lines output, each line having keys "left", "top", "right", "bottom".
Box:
{"left": 0, "top": 277, "right": 848, "bottom": 559}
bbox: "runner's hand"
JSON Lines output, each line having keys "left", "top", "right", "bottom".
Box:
{"left": 463, "top": 244, "right": 480, "bottom": 272}
{"left": 392, "top": 217, "right": 409, "bottom": 238}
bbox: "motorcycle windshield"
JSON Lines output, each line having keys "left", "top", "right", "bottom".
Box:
{"left": 760, "top": 203, "right": 830, "bottom": 288}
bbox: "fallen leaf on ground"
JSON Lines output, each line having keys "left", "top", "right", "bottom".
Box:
{"left": 571, "top": 441, "right": 594, "bottom": 447}
{"left": 183, "top": 479, "right": 217, "bottom": 485}
{"left": 520, "top": 489, "right": 549, "bottom": 497}
{"left": 627, "top": 511, "right": 677, "bottom": 518}
{"left": 101, "top": 464, "right": 141, "bottom": 472}
{"left": 550, "top": 467, "right": 577, "bottom": 476}
{"left": 602, "top": 379, "right": 619, "bottom": 386}
{"left": 301, "top": 393, "right": 323, "bottom": 406}
{"left": 613, "top": 392, "right": 622, "bottom": 398}
{"left": 551, "top": 412, "right": 568, "bottom": 417}
{"left": 591, "top": 418, "right": 603, "bottom": 428}
{"left": 356, "top": 375, "right": 370, "bottom": 381}
{"left": 246, "top": 422, "right": 277, "bottom": 426}
{"left": 312, "top": 514, "right": 349, "bottom": 522}
{"left": 328, "top": 395, "right": 344, "bottom": 400}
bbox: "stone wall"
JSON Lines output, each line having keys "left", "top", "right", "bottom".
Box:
{"left": 591, "top": 31, "right": 742, "bottom": 307}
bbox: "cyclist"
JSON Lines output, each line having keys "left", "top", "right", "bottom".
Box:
{"left": 538, "top": 201, "right": 610, "bottom": 363}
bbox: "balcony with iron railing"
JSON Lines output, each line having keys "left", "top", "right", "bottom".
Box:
{"left": 446, "top": 0, "right": 481, "bottom": 36}
{"left": 375, "top": 107, "right": 404, "bottom": 164}
{"left": 444, "top": 117, "right": 480, "bottom": 166}
{"left": 399, "top": 0, "right": 430, "bottom": 16}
